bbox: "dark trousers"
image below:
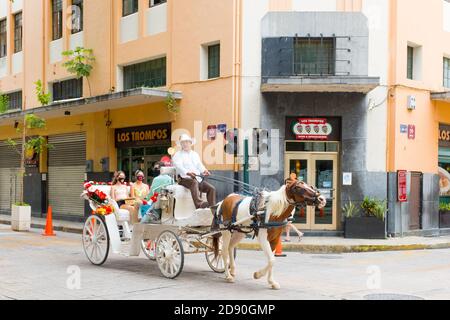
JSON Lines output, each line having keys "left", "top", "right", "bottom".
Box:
{"left": 179, "top": 177, "right": 216, "bottom": 209}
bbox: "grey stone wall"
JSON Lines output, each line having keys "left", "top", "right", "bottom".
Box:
{"left": 261, "top": 12, "right": 370, "bottom": 78}
{"left": 255, "top": 92, "right": 388, "bottom": 227}
{"left": 387, "top": 172, "right": 439, "bottom": 236}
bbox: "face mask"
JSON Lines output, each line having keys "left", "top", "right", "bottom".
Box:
{"left": 118, "top": 177, "right": 125, "bottom": 182}
{"left": 137, "top": 176, "right": 144, "bottom": 181}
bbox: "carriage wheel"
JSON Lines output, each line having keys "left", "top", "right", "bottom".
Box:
{"left": 205, "top": 236, "right": 237, "bottom": 273}
{"left": 82, "top": 215, "right": 110, "bottom": 266}
{"left": 156, "top": 231, "right": 184, "bottom": 279}
{"left": 141, "top": 239, "right": 157, "bottom": 261}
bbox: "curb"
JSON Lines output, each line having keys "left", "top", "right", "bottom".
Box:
{"left": 0, "top": 220, "right": 83, "bottom": 235}
{"left": 2, "top": 220, "right": 450, "bottom": 253}
{"left": 236, "top": 242, "right": 450, "bottom": 254}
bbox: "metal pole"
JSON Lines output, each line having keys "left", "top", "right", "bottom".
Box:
{"left": 243, "top": 138, "right": 249, "bottom": 194}
{"left": 233, "top": 128, "right": 239, "bottom": 193}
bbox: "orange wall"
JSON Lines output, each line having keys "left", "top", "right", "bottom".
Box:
{"left": 0, "top": 0, "right": 237, "bottom": 172}
{"left": 388, "top": 0, "right": 450, "bottom": 174}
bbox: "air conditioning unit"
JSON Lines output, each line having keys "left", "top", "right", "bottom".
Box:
{"left": 407, "top": 95, "right": 416, "bottom": 110}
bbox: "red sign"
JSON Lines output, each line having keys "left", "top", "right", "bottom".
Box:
{"left": 292, "top": 118, "right": 333, "bottom": 141}
{"left": 408, "top": 125, "right": 415, "bottom": 140}
{"left": 398, "top": 170, "right": 407, "bottom": 202}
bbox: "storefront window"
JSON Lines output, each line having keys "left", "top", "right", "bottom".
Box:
{"left": 439, "top": 149, "right": 450, "bottom": 204}
{"left": 132, "top": 148, "right": 145, "bottom": 156}
{"left": 118, "top": 146, "right": 171, "bottom": 184}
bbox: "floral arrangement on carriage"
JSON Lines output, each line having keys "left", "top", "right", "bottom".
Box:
{"left": 81, "top": 181, "right": 114, "bottom": 216}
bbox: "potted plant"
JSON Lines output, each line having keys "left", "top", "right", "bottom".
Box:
{"left": 439, "top": 202, "right": 450, "bottom": 229}
{"left": 344, "top": 197, "right": 387, "bottom": 239}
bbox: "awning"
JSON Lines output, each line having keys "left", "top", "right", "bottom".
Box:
{"left": 0, "top": 88, "right": 182, "bottom": 126}
{"left": 431, "top": 91, "right": 450, "bottom": 102}
{"left": 261, "top": 76, "right": 380, "bottom": 94}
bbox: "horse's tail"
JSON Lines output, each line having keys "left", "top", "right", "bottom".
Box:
{"left": 210, "top": 202, "right": 223, "bottom": 259}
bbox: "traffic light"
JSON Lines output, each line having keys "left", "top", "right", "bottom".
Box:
{"left": 252, "top": 128, "right": 269, "bottom": 155}
{"left": 224, "top": 128, "right": 239, "bottom": 155}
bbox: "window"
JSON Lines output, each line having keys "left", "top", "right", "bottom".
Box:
{"left": 208, "top": 44, "right": 220, "bottom": 79}
{"left": 52, "top": 0, "right": 63, "bottom": 40}
{"left": 123, "top": 57, "right": 167, "bottom": 90}
{"left": 71, "top": 0, "right": 83, "bottom": 34}
{"left": 13, "top": 13, "right": 22, "bottom": 53}
{"left": 445, "top": 0, "right": 450, "bottom": 32}
{"left": 123, "top": 0, "right": 138, "bottom": 17}
{"left": 150, "top": 0, "right": 166, "bottom": 7}
{"left": 294, "top": 38, "right": 335, "bottom": 75}
{"left": 445, "top": 57, "right": 450, "bottom": 88}
{"left": 0, "top": 19, "right": 6, "bottom": 58}
{"left": 52, "top": 78, "right": 83, "bottom": 101}
{"left": 6, "top": 91, "right": 22, "bottom": 110}
{"left": 407, "top": 46, "right": 414, "bottom": 80}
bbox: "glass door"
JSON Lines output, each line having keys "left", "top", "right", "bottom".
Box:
{"left": 311, "top": 154, "right": 337, "bottom": 230}
{"left": 285, "top": 155, "right": 310, "bottom": 228}
{"left": 285, "top": 153, "right": 338, "bottom": 231}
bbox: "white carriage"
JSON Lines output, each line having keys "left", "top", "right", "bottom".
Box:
{"left": 81, "top": 171, "right": 230, "bottom": 279}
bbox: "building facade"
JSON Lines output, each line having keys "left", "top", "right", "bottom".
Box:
{"left": 240, "top": 0, "right": 450, "bottom": 236}
{"left": 0, "top": 0, "right": 239, "bottom": 221}
{"left": 0, "top": 0, "right": 450, "bottom": 237}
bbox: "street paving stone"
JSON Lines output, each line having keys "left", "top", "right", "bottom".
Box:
{"left": 0, "top": 225, "right": 450, "bottom": 300}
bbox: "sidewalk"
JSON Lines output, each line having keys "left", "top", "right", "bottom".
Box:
{"left": 2, "top": 214, "right": 450, "bottom": 253}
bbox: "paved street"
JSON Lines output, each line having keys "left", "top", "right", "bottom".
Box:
{"left": 1, "top": 224, "right": 450, "bottom": 300}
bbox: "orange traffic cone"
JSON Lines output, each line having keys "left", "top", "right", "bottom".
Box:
{"left": 274, "top": 236, "right": 286, "bottom": 257}
{"left": 42, "top": 206, "right": 56, "bottom": 237}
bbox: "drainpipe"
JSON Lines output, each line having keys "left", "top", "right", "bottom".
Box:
{"left": 232, "top": 0, "right": 242, "bottom": 190}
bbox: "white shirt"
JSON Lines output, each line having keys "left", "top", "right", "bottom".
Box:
{"left": 172, "top": 149, "right": 206, "bottom": 179}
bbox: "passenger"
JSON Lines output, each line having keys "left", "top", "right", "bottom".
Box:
{"left": 111, "top": 171, "right": 139, "bottom": 224}
{"left": 131, "top": 170, "right": 150, "bottom": 206}
{"left": 141, "top": 161, "right": 174, "bottom": 224}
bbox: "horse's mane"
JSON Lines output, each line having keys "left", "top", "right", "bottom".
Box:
{"left": 263, "top": 185, "right": 289, "bottom": 220}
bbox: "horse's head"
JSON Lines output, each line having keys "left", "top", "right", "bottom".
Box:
{"left": 286, "top": 181, "right": 327, "bottom": 209}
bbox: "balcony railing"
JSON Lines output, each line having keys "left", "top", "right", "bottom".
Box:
{"left": 262, "top": 36, "right": 356, "bottom": 78}
{"left": 261, "top": 36, "right": 379, "bottom": 93}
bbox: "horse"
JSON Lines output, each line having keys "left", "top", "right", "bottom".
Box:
{"left": 211, "top": 180, "right": 326, "bottom": 290}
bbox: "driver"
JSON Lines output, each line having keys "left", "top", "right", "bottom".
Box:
{"left": 172, "top": 134, "right": 216, "bottom": 209}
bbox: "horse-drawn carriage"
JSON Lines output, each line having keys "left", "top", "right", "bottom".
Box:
{"left": 81, "top": 169, "right": 228, "bottom": 279}
{"left": 81, "top": 167, "right": 326, "bottom": 288}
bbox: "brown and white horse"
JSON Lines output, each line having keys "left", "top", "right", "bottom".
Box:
{"left": 212, "top": 180, "right": 326, "bottom": 290}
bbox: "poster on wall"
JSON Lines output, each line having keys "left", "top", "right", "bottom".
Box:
{"left": 397, "top": 170, "right": 407, "bottom": 202}
{"left": 439, "top": 166, "right": 450, "bottom": 196}
{"left": 207, "top": 125, "right": 217, "bottom": 140}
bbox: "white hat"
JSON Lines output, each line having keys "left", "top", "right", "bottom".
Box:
{"left": 177, "top": 133, "right": 196, "bottom": 146}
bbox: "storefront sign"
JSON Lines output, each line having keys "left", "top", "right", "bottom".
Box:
{"left": 398, "top": 170, "right": 407, "bottom": 202}
{"left": 25, "top": 147, "right": 39, "bottom": 168}
{"left": 439, "top": 124, "right": 450, "bottom": 148}
{"left": 292, "top": 118, "right": 331, "bottom": 140}
{"left": 408, "top": 125, "right": 416, "bottom": 140}
{"left": 286, "top": 117, "right": 341, "bottom": 141}
{"left": 115, "top": 123, "right": 171, "bottom": 148}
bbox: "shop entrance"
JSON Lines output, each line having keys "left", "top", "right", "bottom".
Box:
{"left": 118, "top": 146, "right": 170, "bottom": 185}
{"left": 285, "top": 149, "right": 339, "bottom": 231}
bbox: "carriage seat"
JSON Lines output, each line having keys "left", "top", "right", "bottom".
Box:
{"left": 88, "top": 185, "right": 131, "bottom": 222}
{"left": 165, "top": 184, "right": 207, "bottom": 219}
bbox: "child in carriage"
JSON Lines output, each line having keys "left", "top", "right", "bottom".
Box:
{"left": 140, "top": 158, "right": 175, "bottom": 224}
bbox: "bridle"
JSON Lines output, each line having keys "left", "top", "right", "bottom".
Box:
{"left": 286, "top": 181, "right": 323, "bottom": 208}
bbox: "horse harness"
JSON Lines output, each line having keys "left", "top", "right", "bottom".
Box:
{"left": 214, "top": 191, "right": 289, "bottom": 239}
